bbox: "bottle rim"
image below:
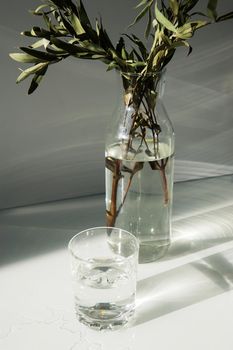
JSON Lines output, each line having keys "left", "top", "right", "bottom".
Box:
{"left": 120, "top": 68, "right": 166, "bottom": 78}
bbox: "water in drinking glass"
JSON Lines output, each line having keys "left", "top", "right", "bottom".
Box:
{"left": 68, "top": 227, "right": 138, "bottom": 330}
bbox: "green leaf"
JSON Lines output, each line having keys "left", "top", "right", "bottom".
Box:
{"left": 30, "top": 38, "right": 49, "bottom": 49}
{"left": 50, "top": 37, "right": 88, "bottom": 54}
{"left": 182, "top": 0, "right": 199, "bottom": 14}
{"left": 95, "top": 20, "right": 100, "bottom": 36}
{"left": 80, "top": 23, "right": 99, "bottom": 44}
{"left": 152, "top": 50, "right": 165, "bottom": 68}
{"left": 28, "top": 65, "right": 48, "bottom": 94}
{"left": 129, "top": 0, "right": 153, "bottom": 27}
{"left": 145, "top": 7, "right": 152, "bottom": 38}
{"left": 131, "top": 48, "right": 143, "bottom": 61}
{"left": 46, "top": 46, "right": 68, "bottom": 55}
{"left": 16, "top": 62, "right": 49, "bottom": 83}
{"left": 78, "top": 0, "right": 92, "bottom": 27}
{"left": 109, "top": 49, "right": 125, "bottom": 66}
{"left": 155, "top": 2, "right": 177, "bottom": 33}
{"left": 91, "top": 54, "right": 106, "bottom": 59}
{"left": 147, "top": 42, "right": 166, "bottom": 71}
{"left": 190, "top": 11, "right": 209, "bottom": 18}
{"left": 124, "top": 34, "right": 148, "bottom": 60}
{"left": 190, "top": 20, "right": 208, "bottom": 29}
{"left": 175, "top": 23, "right": 193, "bottom": 38}
{"left": 121, "top": 47, "right": 127, "bottom": 60}
{"left": 29, "top": 4, "right": 50, "bottom": 16}
{"left": 21, "top": 30, "right": 35, "bottom": 37}
{"left": 98, "top": 19, "right": 115, "bottom": 51}
{"left": 70, "top": 12, "right": 85, "bottom": 35}
{"left": 160, "top": 32, "right": 172, "bottom": 45}
{"left": 9, "top": 52, "right": 42, "bottom": 63}
{"left": 170, "top": 40, "right": 193, "bottom": 55}
{"left": 48, "top": 0, "right": 66, "bottom": 10}
{"left": 42, "top": 13, "right": 52, "bottom": 30}
{"left": 58, "top": 11, "right": 77, "bottom": 36}
{"left": 207, "top": 0, "right": 218, "bottom": 20}
{"left": 21, "top": 27, "right": 52, "bottom": 40}
{"left": 106, "top": 61, "right": 118, "bottom": 71}
{"left": 83, "top": 42, "right": 106, "bottom": 54}
{"left": 136, "top": 0, "right": 148, "bottom": 9}
{"left": 217, "top": 11, "right": 233, "bottom": 22}
{"left": 116, "top": 37, "right": 125, "bottom": 55}
{"left": 169, "top": 0, "right": 179, "bottom": 16}
{"left": 176, "top": 20, "right": 207, "bottom": 39}
{"left": 20, "top": 47, "right": 58, "bottom": 61}
{"left": 75, "top": 1, "right": 99, "bottom": 44}
{"left": 130, "top": 61, "right": 146, "bottom": 68}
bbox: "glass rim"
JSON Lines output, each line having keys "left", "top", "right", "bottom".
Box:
{"left": 68, "top": 226, "right": 139, "bottom": 262}
{"left": 120, "top": 68, "right": 166, "bottom": 78}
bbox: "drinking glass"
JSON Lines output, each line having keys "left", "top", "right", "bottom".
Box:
{"left": 68, "top": 227, "right": 139, "bottom": 330}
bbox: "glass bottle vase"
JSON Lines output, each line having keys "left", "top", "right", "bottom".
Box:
{"left": 105, "top": 70, "right": 175, "bottom": 263}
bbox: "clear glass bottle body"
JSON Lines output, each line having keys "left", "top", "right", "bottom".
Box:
{"left": 105, "top": 71, "right": 175, "bottom": 263}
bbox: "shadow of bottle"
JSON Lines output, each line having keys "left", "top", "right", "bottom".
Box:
{"left": 135, "top": 244, "right": 233, "bottom": 326}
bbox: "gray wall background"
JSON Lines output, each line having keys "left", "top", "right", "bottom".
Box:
{"left": 0, "top": 0, "right": 233, "bottom": 210}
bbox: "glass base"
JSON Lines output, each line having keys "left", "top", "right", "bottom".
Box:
{"left": 76, "top": 308, "right": 135, "bottom": 330}
{"left": 139, "top": 240, "right": 170, "bottom": 264}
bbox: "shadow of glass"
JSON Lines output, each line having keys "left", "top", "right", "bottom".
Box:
{"left": 135, "top": 245, "right": 233, "bottom": 326}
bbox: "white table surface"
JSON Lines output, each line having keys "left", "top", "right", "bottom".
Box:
{"left": 1, "top": 175, "right": 233, "bottom": 350}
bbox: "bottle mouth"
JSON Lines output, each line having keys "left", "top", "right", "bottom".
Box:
{"left": 120, "top": 68, "right": 166, "bottom": 79}
{"left": 121, "top": 68, "right": 166, "bottom": 97}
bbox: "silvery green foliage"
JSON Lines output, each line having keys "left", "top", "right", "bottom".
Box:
{"left": 10, "top": 0, "right": 233, "bottom": 94}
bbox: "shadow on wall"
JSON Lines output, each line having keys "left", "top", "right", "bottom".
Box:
{"left": 0, "top": 195, "right": 105, "bottom": 266}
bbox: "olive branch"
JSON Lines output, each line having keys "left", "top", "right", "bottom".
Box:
{"left": 9, "top": 0, "right": 233, "bottom": 94}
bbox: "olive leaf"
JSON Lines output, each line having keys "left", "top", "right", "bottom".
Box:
{"left": 176, "top": 20, "right": 208, "bottom": 39}
{"left": 136, "top": 0, "right": 149, "bottom": 9}
{"left": 217, "top": 11, "right": 233, "bottom": 22}
{"left": 169, "top": 0, "right": 179, "bottom": 17}
{"left": 129, "top": 0, "right": 153, "bottom": 28}
{"left": 50, "top": 37, "right": 86, "bottom": 54}
{"left": 124, "top": 34, "right": 148, "bottom": 60}
{"left": 16, "top": 62, "right": 49, "bottom": 83}
{"left": 9, "top": 52, "right": 43, "bottom": 63}
{"left": 70, "top": 12, "right": 85, "bottom": 35}
{"left": 106, "top": 61, "right": 119, "bottom": 71}
{"left": 28, "top": 64, "right": 48, "bottom": 94}
{"left": 145, "top": 7, "right": 152, "bottom": 38}
{"left": 155, "top": 3, "right": 177, "bottom": 33}
{"left": 78, "top": 0, "right": 92, "bottom": 28}
{"left": 98, "top": 19, "right": 115, "bottom": 51}
{"left": 29, "top": 4, "right": 50, "bottom": 16}
{"left": 182, "top": 0, "right": 200, "bottom": 14}
{"left": 207, "top": 0, "right": 218, "bottom": 21}
{"left": 20, "top": 47, "right": 58, "bottom": 61}
{"left": 29, "top": 38, "right": 49, "bottom": 49}
{"left": 170, "top": 40, "right": 193, "bottom": 55}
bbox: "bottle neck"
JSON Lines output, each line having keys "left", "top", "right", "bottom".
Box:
{"left": 121, "top": 70, "right": 166, "bottom": 109}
